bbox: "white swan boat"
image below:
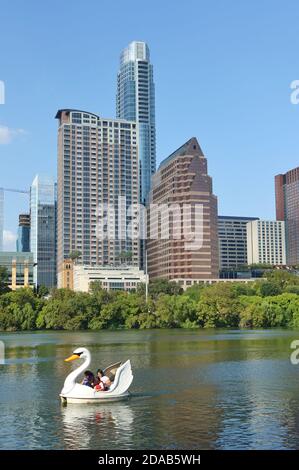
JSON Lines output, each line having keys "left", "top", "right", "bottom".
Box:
{"left": 60, "top": 347, "right": 133, "bottom": 403}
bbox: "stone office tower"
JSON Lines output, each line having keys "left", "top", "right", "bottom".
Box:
{"left": 56, "top": 109, "right": 139, "bottom": 286}
{"left": 147, "top": 138, "right": 219, "bottom": 285}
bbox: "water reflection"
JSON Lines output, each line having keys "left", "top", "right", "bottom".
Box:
{"left": 61, "top": 402, "right": 134, "bottom": 449}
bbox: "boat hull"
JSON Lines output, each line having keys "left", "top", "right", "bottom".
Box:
{"left": 60, "top": 392, "right": 130, "bottom": 404}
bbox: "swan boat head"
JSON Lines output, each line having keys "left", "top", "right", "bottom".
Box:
{"left": 64, "top": 347, "right": 91, "bottom": 364}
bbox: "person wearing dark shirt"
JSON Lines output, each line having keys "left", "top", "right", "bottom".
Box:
{"left": 81, "top": 370, "right": 95, "bottom": 387}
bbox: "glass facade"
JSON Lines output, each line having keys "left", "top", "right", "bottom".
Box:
{"left": 16, "top": 214, "right": 30, "bottom": 252}
{"left": 30, "top": 175, "right": 56, "bottom": 288}
{"left": 116, "top": 41, "right": 156, "bottom": 204}
{"left": 218, "top": 216, "right": 259, "bottom": 269}
{"left": 0, "top": 252, "right": 34, "bottom": 288}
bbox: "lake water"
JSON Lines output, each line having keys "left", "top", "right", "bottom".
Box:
{"left": 1, "top": 329, "right": 299, "bottom": 450}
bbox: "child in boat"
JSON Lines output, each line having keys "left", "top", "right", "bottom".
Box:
{"left": 94, "top": 369, "right": 111, "bottom": 391}
{"left": 81, "top": 370, "right": 95, "bottom": 387}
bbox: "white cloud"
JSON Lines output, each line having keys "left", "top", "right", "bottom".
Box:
{"left": 3, "top": 230, "right": 17, "bottom": 251}
{"left": 0, "top": 125, "right": 26, "bottom": 144}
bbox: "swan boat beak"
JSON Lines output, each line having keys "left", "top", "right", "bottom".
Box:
{"left": 65, "top": 354, "right": 80, "bottom": 362}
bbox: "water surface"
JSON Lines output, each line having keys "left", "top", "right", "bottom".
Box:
{"left": 1, "top": 329, "right": 299, "bottom": 450}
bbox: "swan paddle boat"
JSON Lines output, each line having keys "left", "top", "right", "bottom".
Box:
{"left": 60, "top": 347, "right": 133, "bottom": 403}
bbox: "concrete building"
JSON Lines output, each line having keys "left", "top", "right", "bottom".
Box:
{"left": 246, "top": 220, "right": 286, "bottom": 266}
{"left": 177, "top": 277, "right": 259, "bottom": 290}
{"left": 0, "top": 252, "right": 34, "bottom": 290}
{"left": 147, "top": 137, "right": 219, "bottom": 283}
{"left": 73, "top": 265, "right": 148, "bottom": 292}
{"left": 116, "top": 41, "right": 156, "bottom": 204}
{"left": 30, "top": 175, "right": 56, "bottom": 288}
{"left": 275, "top": 168, "right": 299, "bottom": 265}
{"left": 16, "top": 214, "right": 30, "bottom": 252}
{"left": 218, "top": 216, "right": 259, "bottom": 269}
{"left": 56, "top": 109, "right": 140, "bottom": 286}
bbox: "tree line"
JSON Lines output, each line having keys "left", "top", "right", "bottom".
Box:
{"left": 1, "top": 268, "right": 299, "bottom": 331}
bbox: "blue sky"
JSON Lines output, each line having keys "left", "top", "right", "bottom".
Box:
{"left": 1, "top": 0, "right": 299, "bottom": 249}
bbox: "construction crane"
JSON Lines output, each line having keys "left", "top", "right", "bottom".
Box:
{"left": 0, "top": 187, "right": 29, "bottom": 194}
{"left": 0, "top": 187, "right": 29, "bottom": 251}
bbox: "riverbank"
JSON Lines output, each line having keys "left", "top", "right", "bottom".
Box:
{"left": 1, "top": 271, "right": 299, "bottom": 331}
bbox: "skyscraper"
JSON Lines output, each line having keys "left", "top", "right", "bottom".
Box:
{"left": 56, "top": 109, "right": 140, "bottom": 286}
{"left": 30, "top": 175, "right": 56, "bottom": 288}
{"left": 16, "top": 214, "right": 30, "bottom": 252}
{"left": 218, "top": 216, "right": 259, "bottom": 269}
{"left": 246, "top": 220, "right": 286, "bottom": 265}
{"left": 147, "top": 138, "right": 219, "bottom": 286}
{"left": 275, "top": 168, "right": 299, "bottom": 264}
{"left": 116, "top": 41, "right": 156, "bottom": 204}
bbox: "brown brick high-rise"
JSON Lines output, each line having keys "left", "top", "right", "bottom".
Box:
{"left": 147, "top": 138, "right": 219, "bottom": 283}
{"left": 275, "top": 167, "right": 299, "bottom": 265}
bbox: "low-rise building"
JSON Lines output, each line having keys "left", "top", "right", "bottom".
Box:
{"left": 175, "top": 277, "right": 260, "bottom": 290}
{"left": 0, "top": 252, "right": 34, "bottom": 290}
{"left": 74, "top": 265, "right": 148, "bottom": 292}
{"left": 62, "top": 264, "right": 148, "bottom": 292}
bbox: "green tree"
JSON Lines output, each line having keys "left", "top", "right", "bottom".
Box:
{"left": 184, "top": 284, "right": 205, "bottom": 302}
{"left": 0, "top": 288, "right": 42, "bottom": 331}
{"left": 37, "top": 290, "right": 93, "bottom": 330}
{"left": 149, "top": 278, "right": 183, "bottom": 299}
{"left": 258, "top": 281, "right": 282, "bottom": 297}
{"left": 37, "top": 285, "right": 49, "bottom": 298}
{"left": 196, "top": 283, "right": 241, "bottom": 328}
{"left": 0, "top": 267, "right": 9, "bottom": 294}
{"left": 69, "top": 251, "right": 82, "bottom": 263}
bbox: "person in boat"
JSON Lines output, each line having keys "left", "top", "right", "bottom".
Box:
{"left": 94, "top": 369, "right": 111, "bottom": 391}
{"left": 81, "top": 370, "right": 95, "bottom": 387}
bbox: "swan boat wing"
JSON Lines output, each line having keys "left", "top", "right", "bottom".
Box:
{"left": 103, "top": 361, "right": 122, "bottom": 381}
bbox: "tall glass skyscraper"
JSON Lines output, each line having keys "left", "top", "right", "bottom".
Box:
{"left": 30, "top": 175, "right": 56, "bottom": 288}
{"left": 116, "top": 41, "right": 156, "bottom": 204}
